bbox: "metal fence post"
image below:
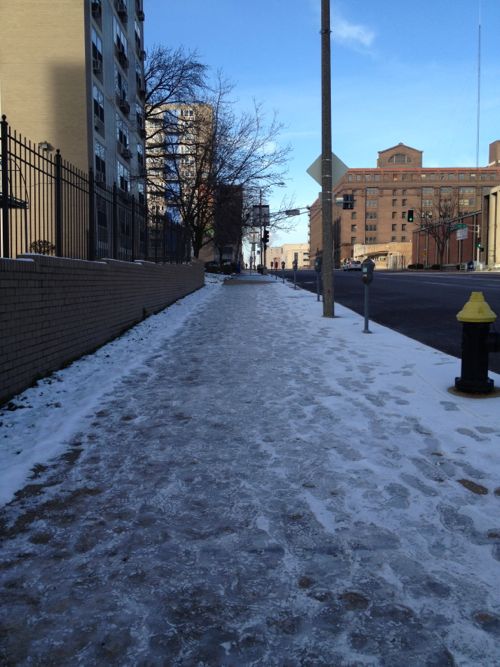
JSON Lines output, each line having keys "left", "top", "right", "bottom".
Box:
{"left": 1, "top": 115, "right": 10, "bottom": 258}
{"left": 112, "top": 183, "right": 118, "bottom": 259}
{"left": 88, "top": 168, "right": 96, "bottom": 261}
{"left": 54, "top": 150, "right": 62, "bottom": 257}
{"left": 162, "top": 215, "right": 167, "bottom": 263}
{"left": 131, "top": 195, "right": 136, "bottom": 262}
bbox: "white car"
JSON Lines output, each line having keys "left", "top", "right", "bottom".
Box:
{"left": 342, "top": 260, "right": 362, "bottom": 271}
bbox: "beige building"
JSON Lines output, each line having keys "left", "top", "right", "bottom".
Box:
{"left": 266, "top": 243, "right": 309, "bottom": 269}
{"left": 309, "top": 143, "right": 500, "bottom": 267}
{"left": 0, "top": 0, "right": 146, "bottom": 200}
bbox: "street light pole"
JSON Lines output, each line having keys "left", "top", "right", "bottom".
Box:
{"left": 321, "top": 0, "right": 334, "bottom": 317}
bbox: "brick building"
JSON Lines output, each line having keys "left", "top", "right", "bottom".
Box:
{"left": 309, "top": 142, "right": 500, "bottom": 269}
{"left": 266, "top": 243, "right": 309, "bottom": 270}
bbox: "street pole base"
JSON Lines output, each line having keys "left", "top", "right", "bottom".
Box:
{"left": 454, "top": 376, "right": 494, "bottom": 394}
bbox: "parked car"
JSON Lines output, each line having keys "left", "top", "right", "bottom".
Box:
{"left": 342, "top": 260, "right": 362, "bottom": 271}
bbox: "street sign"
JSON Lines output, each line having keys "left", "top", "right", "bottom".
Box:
{"left": 307, "top": 153, "right": 348, "bottom": 187}
{"left": 456, "top": 226, "right": 468, "bottom": 241}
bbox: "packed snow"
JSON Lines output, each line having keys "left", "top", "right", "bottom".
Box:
{"left": 0, "top": 271, "right": 499, "bottom": 665}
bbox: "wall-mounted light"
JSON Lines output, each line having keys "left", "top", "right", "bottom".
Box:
{"left": 38, "top": 141, "right": 54, "bottom": 152}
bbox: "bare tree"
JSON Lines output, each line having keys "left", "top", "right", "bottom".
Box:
{"left": 416, "top": 194, "right": 460, "bottom": 266}
{"left": 151, "top": 74, "right": 291, "bottom": 257}
{"left": 144, "top": 45, "right": 207, "bottom": 136}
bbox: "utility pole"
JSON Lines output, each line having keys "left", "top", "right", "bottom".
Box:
{"left": 321, "top": 0, "right": 334, "bottom": 317}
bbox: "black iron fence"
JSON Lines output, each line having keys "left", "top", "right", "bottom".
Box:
{"left": 0, "top": 115, "right": 190, "bottom": 263}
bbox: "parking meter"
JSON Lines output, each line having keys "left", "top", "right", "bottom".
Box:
{"left": 292, "top": 259, "right": 298, "bottom": 289}
{"left": 281, "top": 261, "right": 285, "bottom": 270}
{"left": 361, "top": 258, "right": 375, "bottom": 333}
{"left": 362, "top": 258, "right": 375, "bottom": 284}
{"left": 314, "top": 255, "right": 322, "bottom": 301}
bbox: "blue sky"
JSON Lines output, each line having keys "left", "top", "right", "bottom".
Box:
{"left": 143, "top": 0, "right": 500, "bottom": 244}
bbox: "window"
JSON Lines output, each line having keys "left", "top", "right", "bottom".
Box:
{"left": 391, "top": 212, "right": 396, "bottom": 219}
{"left": 366, "top": 211, "right": 377, "bottom": 220}
{"left": 366, "top": 188, "right": 378, "bottom": 195}
{"left": 366, "top": 236, "right": 377, "bottom": 243}
{"left": 114, "top": 18, "right": 128, "bottom": 55}
{"left": 116, "top": 114, "right": 129, "bottom": 147}
{"left": 115, "top": 66, "right": 128, "bottom": 99}
{"left": 351, "top": 237, "right": 357, "bottom": 244}
{"left": 401, "top": 224, "right": 406, "bottom": 231}
{"left": 365, "top": 224, "right": 377, "bottom": 231}
{"left": 94, "top": 140, "right": 106, "bottom": 182}
{"left": 422, "top": 199, "right": 433, "bottom": 208}
{"left": 137, "top": 143, "right": 144, "bottom": 168}
{"left": 93, "top": 86, "right": 104, "bottom": 124}
{"left": 389, "top": 153, "right": 411, "bottom": 164}
{"left": 366, "top": 199, "right": 377, "bottom": 208}
{"left": 137, "top": 182, "right": 145, "bottom": 204}
{"left": 459, "top": 187, "right": 475, "bottom": 194}
{"left": 391, "top": 236, "right": 397, "bottom": 242}
{"left": 401, "top": 236, "right": 407, "bottom": 241}
{"left": 440, "top": 187, "right": 452, "bottom": 194}
{"left": 134, "top": 19, "right": 142, "bottom": 53}
{"left": 351, "top": 224, "right": 357, "bottom": 232}
{"left": 136, "top": 103, "right": 144, "bottom": 131}
{"left": 402, "top": 198, "right": 407, "bottom": 206}
{"left": 392, "top": 198, "right": 397, "bottom": 207}
{"left": 422, "top": 187, "right": 434, "bottom": 195}
{"left": 356, "top": 174, "right": 362, "bottom": 181}
{"left": 459, "top": 198, "right": 475, "bottom": 208}
{"left": 374, "top": 174, "right": 381, "bottom": 181}
{"left": 351, "top": 211, "right": 357, "bottom": 219}
{"left": 92, "top": 28, "right": 103, "bottom": 76}
{"left": 117, "top": 160, "right": 129, "bottom": 192}
{"left": 402, "top": 211, "right": 406, "bottom": 219}
{"left": 391, "top": 224, "right": 397, "bottom": 231}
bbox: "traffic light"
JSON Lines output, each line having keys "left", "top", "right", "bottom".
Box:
{"left": 262, "top": 229, "right": 269, "bottom": 246}
{"left": 342, "top": 194, "right": 354, "bottom": 210}
{"left": 407, "top": 209, "right": 414, "bottom": 222}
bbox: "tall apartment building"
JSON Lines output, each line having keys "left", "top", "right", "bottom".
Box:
{"left": 309, "top": 142, "right": 500, "bottom": 268}
{"left": 147, "top": 103, "right": 213, "bottom": 221}
{"left": 0, "top": 0, "right": 146, "bottom": 202}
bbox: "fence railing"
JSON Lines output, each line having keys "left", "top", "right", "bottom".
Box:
{"left": 0, "top": 115, "right": 190, "bottom": 263}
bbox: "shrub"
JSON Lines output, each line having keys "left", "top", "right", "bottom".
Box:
{"left": 430, "top": 264, "right": 441, "bottom": 270}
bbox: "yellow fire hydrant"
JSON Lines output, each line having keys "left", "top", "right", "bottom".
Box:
{"left": 455, "top": 291, "right": 498, "bottom": 394}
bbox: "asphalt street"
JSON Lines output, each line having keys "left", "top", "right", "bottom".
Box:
{"left": 281, "top": 269, "right": 500, "bottom": 374}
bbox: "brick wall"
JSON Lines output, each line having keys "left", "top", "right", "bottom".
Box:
{"left": 0, "top": 255, "right": 205, "bottom": 404}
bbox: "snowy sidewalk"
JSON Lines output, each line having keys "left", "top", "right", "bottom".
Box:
{"left": 1, "top": 272, "right": 500, "bottom": 665}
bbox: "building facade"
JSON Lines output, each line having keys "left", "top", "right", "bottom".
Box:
{"left": 309, "top": 143, "right": 500, "bottom": 268}
{"left": 0, "top": 0, "right": 146, "bottom": 202}
{"left": 266, "top": 243, "right": 309, "bottom": 270}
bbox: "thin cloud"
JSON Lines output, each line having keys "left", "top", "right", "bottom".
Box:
{"left": 333, "top": 15, "right": 375, "bottom": 49}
